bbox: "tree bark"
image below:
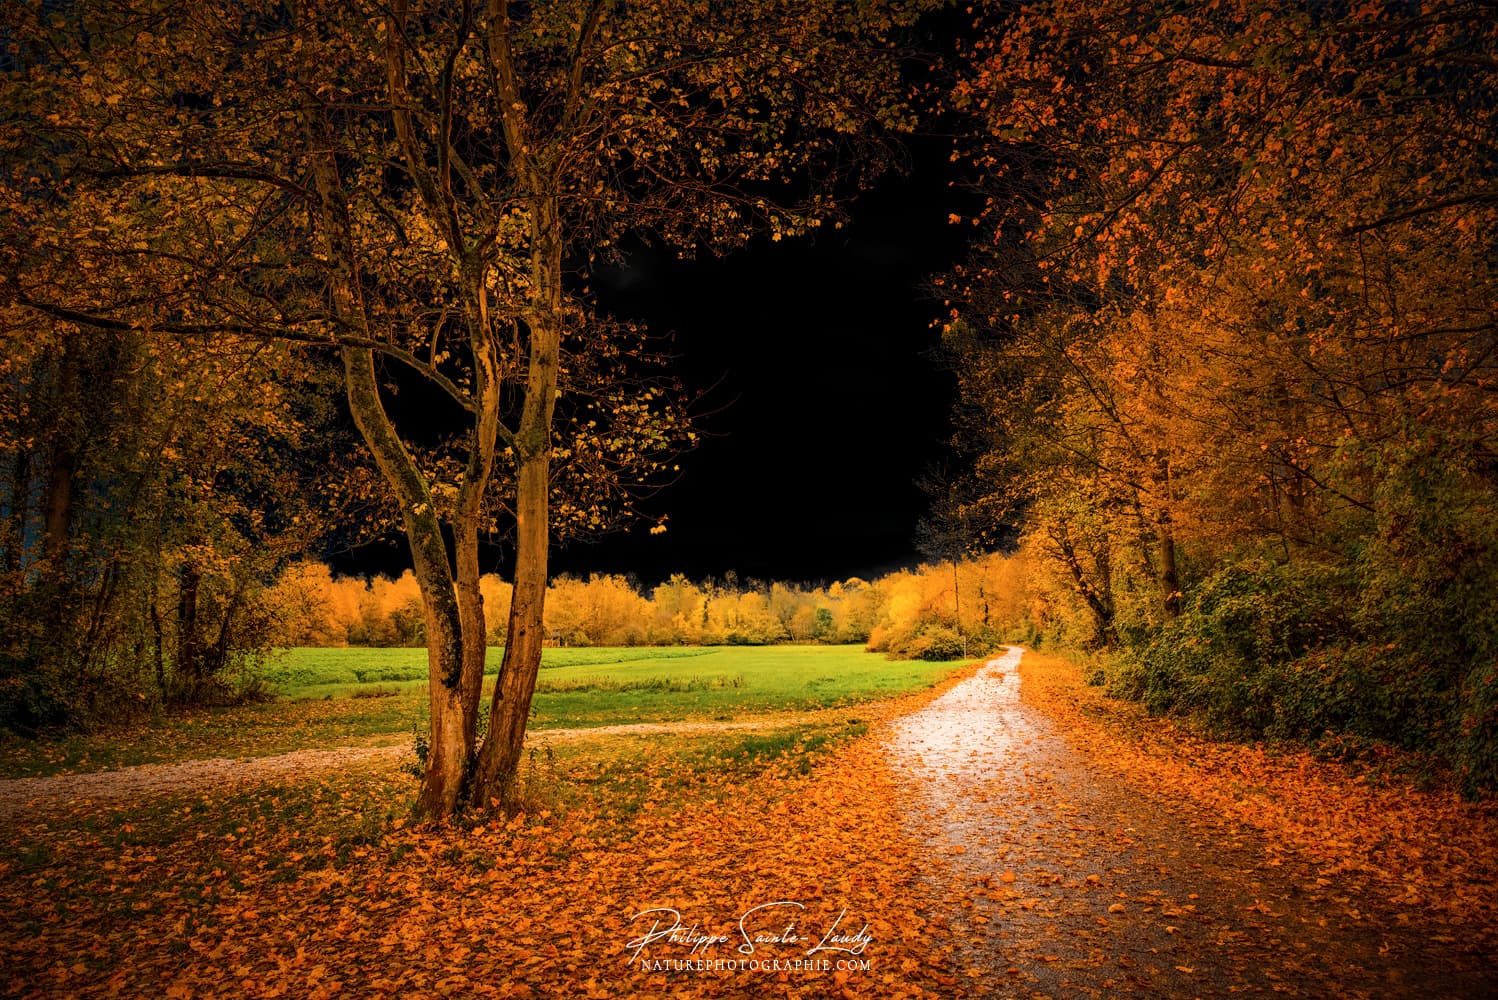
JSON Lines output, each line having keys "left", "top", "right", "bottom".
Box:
{"left": 7, "top": 449, "right": 30, "bottom": 572}
{"left": 1050, "top": 520, "right": 1117, "bottom": 648}
{"left": 471, "top": 448, "right": 550, "bottom": 805}
{"left": 176, "top": 562, "right": 202, "bottom": 684}
{"left": 149, "top": 577, "right": 166, "bottom": 695}
{"left": 300, "top": 86, "right": 478, "bottom": 817}
{"left": 41, "top": 359, "right": 78, "bottom": 569}
{"left": 342, "top": 345, "right": 474, "bottom": 819}
{"left": 1156, "top": 513, "right": 1182, "bottom": 618}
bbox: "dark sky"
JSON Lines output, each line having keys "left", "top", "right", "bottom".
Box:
{"left": 327, "top": 137, "right": 971, "bottom": 588}
{"left": 550, "top": 137, "right": 972, "bottom": 587}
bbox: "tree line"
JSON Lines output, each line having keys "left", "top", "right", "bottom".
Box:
{"left": 265, "top": 555, "right": 1033, "bottom": 658}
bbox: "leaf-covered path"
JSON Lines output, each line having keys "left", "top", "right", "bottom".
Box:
{"left": 3, "top": 652, "right": 1496, "bottom": 999}
{"left": 886, "top": 648, "right": 1497, "bottom": 999}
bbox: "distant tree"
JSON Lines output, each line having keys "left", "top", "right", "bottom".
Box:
{"left": 650, "top": 574, "right": 710, "bottom": 645}
{"left": 812, "top": 606, "right": 836, "bottom": 641}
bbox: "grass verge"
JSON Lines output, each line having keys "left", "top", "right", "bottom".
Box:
{"left": 0, "top": 647, "right": 966, "bottom": 779}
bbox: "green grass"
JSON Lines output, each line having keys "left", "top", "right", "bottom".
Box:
{"left": 265, "top": 646, "right": 718, "bottom": 698}
{"left": 0, "top": 645, "right": 964, "bottom": 779}
{"left": 523, "top": 645, "right": 953, "bottom": 726}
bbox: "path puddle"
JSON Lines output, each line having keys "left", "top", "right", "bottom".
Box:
{"left": 885, "top": 647, "right": 1496, "bottom": 999}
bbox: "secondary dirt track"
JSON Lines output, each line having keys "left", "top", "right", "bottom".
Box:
{"left": 0, "top": 720, "right": 770, "bottom": 823}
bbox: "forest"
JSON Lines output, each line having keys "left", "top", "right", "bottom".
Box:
{"left": 2, "top": 0, "right": 1495, "bottom": 813}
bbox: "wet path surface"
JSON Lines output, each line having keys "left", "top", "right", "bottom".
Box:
{"left": 885, "top": 648, "right": 1496, "bottom": 999}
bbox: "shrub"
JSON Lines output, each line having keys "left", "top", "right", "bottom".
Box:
{"left": 1456, "top": 660, "right": 1498, "bottom": 798}
{"left": 1110, "top": 558, "right": 1356, "bottom": 733}
{"left": 1109, "top": 546, "right": 1498, "bottom": 795}
{"left": 881, "top": 624, "right": 963, "bottom": 661}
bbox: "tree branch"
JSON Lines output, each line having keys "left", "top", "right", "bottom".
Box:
{"left": 12, "top": 291, "right": 510, "bottom": 433}
{"left": 81, "top": 162, "right": 311, "bottom": 200}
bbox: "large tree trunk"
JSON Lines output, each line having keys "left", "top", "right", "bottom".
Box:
{"left": 343, "top": 346, "right": 476, "bottom": 819}
{"left": 471, "top": 188, "right": 562, "bottom": 806}
{"left": 306, "top": 11, "right": 513, "bottom": 819}
{"left": 306, "top": 125, "right": 479, "bottom": 818}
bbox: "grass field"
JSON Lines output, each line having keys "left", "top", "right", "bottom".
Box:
{"left": 0, "top": 646, "right": 966, "bottom": 779}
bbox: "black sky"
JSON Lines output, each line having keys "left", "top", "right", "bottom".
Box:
{"left": 325, "top": 136, "right": 971, "bottom": 588}
{"left": 550, "top": 136, "right": 973, "bottom": 587}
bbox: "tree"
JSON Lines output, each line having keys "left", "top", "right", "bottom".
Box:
{"left": 946, "top": 0, "right": 1497, "bottom": 556}
{"left": 3, "top": 0, "right": 935, "bottom": 815}
{"left": 914, "top": 466, "right": 992, "bottom": 657}
{"left": 940, "top": 0, "right": 1498, "bottom": 786}
{"left": 0, "top": 311, "right": 341, "bottom": 728}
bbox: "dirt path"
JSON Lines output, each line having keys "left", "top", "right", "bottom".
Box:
{"left": 0, "top": 719, "right": 770, "bottom": 822}
{"left": 885, "top": 647, "right": 1496, "bottom": 999}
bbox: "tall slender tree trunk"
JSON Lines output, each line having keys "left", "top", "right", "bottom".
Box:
{"left": 41, "top": 428, "right": 76, "bottom": 569}
{"left": 1152, "top": 456, "right": 1182, "bottom": 619}
{"left": 303, "top": 115, "right": 478, "bottom": 817}
{"left": 471, "top": 449, "right": 550, "bottom": 804}
{"left": 450, "top": 268, "right": 504, "bottom": 763}
{"left": 303, "top": 12, "right": 512, "bottom": 819}
{"left": 1156, "top": 514, "right": 1181, "bottom": 618}
{"left": 342, "top": 346, "right": 476, "bottom": 819}
{"left": 149, "top": 577, "right": 166, "bottom": 695}
{"left": 5, "top": 449, "right": 30, "bottom": 572}
{"left": 176, "top": 562, "right": 201, "bottom": 684}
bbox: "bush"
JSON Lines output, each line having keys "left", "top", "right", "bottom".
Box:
{"left": 1109, "top": 545, "right": 1498, "bottom": 796}
{"left": 1456, "top": 660, "right": 1498, "bottom": 798}
{"left": 901, "top": 625, "right": 966, "bottom": 661}
{"left": 1110, "top": 558, "right": 1357, "bottom": 733}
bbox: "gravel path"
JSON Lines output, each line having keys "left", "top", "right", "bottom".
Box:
{"left": 885, "top": 647, "right": 1496, "bottom": 999}
{"left": 0, "top": 719, "right": 771, "bottom": 822}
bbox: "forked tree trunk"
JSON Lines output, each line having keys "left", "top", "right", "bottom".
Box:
{"left": 342, "top": 346, "right": 479, "bottom": 819}
{"left": 471, "top": 190, "right": 562, "bottom": 806}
